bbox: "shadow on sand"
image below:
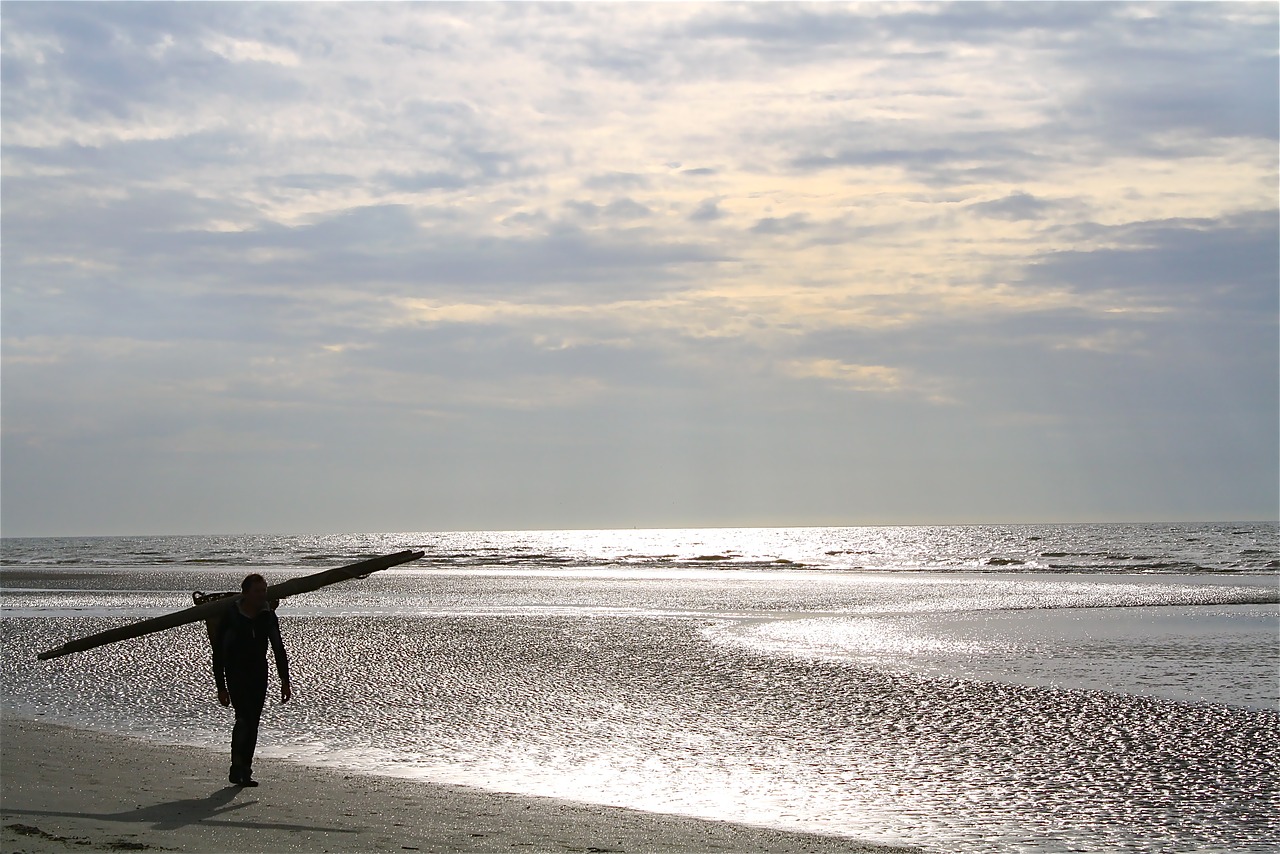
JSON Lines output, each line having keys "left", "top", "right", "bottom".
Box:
{"left": 4, "top": 785, "right": 358, "bottom": 834}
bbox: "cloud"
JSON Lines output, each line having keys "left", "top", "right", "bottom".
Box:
{"left": 374, "top": 170, "right": 468, "bottom": 193}
{"left": 564, "top": 198, "right": 653, "bottom": 222}
{"left": 1026, "top": 210, "right": 1280, "bottom": 311}
{"left": 582, "top": 172, "right": 651, "bottom": 191}
{"left": 1050, "top": 329, "right": 1149, "bottom": 356}
{"left": 2, "top": 1, "right": 1276, "bottom": 534}
{"left": 689, "top": 198, "right": 723, "bottom": 222}
{"left": 203, "top": 35, "right": 301, "bottom": 67}
{"left": 750, "top": 213, "right": 812, "bottom": 235}
{"left": 967, "top": 191, "right": 1058, "bottom": 221}
{"left": 787, "top": 359, "right": 903, "bottom": 392}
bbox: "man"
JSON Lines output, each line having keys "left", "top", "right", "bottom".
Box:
{"left": 212, "top": 573, "right": 292, "bottom": 786}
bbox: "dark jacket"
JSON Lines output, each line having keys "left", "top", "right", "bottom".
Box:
{"left": 212, "top": 600, "right": 290, "bottom": 694}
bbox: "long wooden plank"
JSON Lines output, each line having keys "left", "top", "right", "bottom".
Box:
{"left": 36, "top": 549, "right": 425, "bottom": 661}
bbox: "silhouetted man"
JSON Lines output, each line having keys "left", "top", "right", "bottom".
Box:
{"left": 212, "top": 573, "right": 291, "bottom": 786}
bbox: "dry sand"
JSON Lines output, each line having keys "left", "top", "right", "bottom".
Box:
{"left": 0, "top": 716, "right": 916, "bottom": 854}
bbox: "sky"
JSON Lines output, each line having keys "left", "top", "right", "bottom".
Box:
{"left": 2, "top": 2, "right": 1277, "bottom": 537}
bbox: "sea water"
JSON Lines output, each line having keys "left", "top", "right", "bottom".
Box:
{"left": 1, "top": 523, "right": 1277, "bottom": 853}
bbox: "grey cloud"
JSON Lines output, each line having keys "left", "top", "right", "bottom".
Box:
{"left": 736, "top": 4, "right": 1276, "bottom": 173}
{"left": 563, "top": 198, "right": 655, "bottom": 222}
{"left": 678, "top": 3, "right": 1260, "bottom": 67}
{"left": 792, "top": 147, "right": 962, "bottom": 170}
{"left": 751, "top": 214, "right": 812, "bottom": 235}
{"left": 583, "top": 172, "right": 651, "bottom": 191}
{"left": 375, "top": 170, "right": 469, "bottom": 193}
{"left": 502, "top": 210, "right": 552, "bottom": 228}
{"left": 288, "top": 204, "right": 422, "bottom": 248}
{"left": 524, "top": 199, "right": 650, "bottom": 226}
{"left": 6, "top": 120, "right": 523, "bottom": 229}
{"left": 398, "top": 98, "right": 478, "bottom": 123}
{"left": 1, "top": 3, "right": 304, "bottom": 126}
{"left": 801, "top": 221, "right": 910, "bottom": 248}
{"left": 564, "top": 201, "right": 603, "bottom": 221}
{"left": 1, "top": 177, "right": 255, "bottom": 262}
{"left": 690, "top": 199, "right": 723, "bottom": 222}
{"left": 891, "top": 2, "right": 1115, "bottom": 42}
{"left": 451, "top": 147, "right": 528, "bottom": 181}
{"left": 5, "top": 286, "right": 321, "bottom": 347}
{"left": 679, "top": 5, "right": 876, "bottom": 55}
{"left": 552, "top": 2, "right": 1100, "bottom": 103}
{"left": 346, "top": 323, "right": 678, "bottom": 395}
{"left": 968, "top": 192, "right": 1056, "bottom": 221}
{"left": 5, "top": 130, "right": 266, "bottom": 185}
{"left": 3, "top": 0, "right": 238, "bottom": 42}
{"left": 1061, "top": 49, "right": 1278, "bottom": 145}
{"left": 565, "top": 199, "right": 651, "bottom": 222}
{"left": 270, "top": 173, "right": 362, "bottom": 192}
{"left": 603, "top": 198, "right": 652, "bottom": 220}
{"left": 1027, "top": 210, "right": 1279, "bottom": 311}
{"left": 2, "top": 166, "right": 725, "bottom": 316}
{"left": 380, "top": 30, "right": 465, "bottom": 59}
{"left": 800, "top": 288, "right": 1276, "bottom": 420}
{"left": 679, "top": 2, "right": 1106, "bottom": 62}
{"left": 374, "top": 226, "right": 723, "bottom": 295}
{"left": 204, "top": 208, "right": 723, "bottom": 295}
{"left": 1048, "top": 8, "right": 1279, "bottom": 144}
{"left": 788, "top": 141, "right": 1038, "bottom": 186}
{"left": 578, "top": 41, "right": 670, "bottom": 81}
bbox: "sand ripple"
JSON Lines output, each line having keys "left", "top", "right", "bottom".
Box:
{"left": 3, "top": 606, "right": 1276, "bottom": 853}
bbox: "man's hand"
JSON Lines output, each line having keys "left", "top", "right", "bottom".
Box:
{"left": 281, "top": 682, "right": 292, "bottom": 704}
{"left": 218, "top": 689, "right": 230, "bottom": 707}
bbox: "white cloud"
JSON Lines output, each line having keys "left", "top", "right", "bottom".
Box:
{"left": 784, "top": 358, "right": 953, "bottom": 405}
{"left": 202, "top": 36, "right": 300, "bottom": 67}
{"left": 785, "top": 358, "right": 905, "bottom": 391}
{"left": 1050, "top": 329, "right": 1148, "bottom": 356}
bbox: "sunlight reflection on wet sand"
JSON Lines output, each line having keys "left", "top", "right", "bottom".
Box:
{"left": 3, "top": 567, "right": 1277, "bottom": 853}
{"left": 711, "top": 603, "right": 1279, "bottom": 710}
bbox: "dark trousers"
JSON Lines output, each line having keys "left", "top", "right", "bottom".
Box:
{"left": 226, "top": 665, "right": 268, "bottom": 772}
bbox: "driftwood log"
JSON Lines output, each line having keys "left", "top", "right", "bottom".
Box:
{"left": 37, "top": 550, "right": 425, "bottom": 661}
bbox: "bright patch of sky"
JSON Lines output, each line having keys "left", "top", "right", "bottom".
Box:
{"left": 2, "top": 2, "right": 1276, "bottom": 536}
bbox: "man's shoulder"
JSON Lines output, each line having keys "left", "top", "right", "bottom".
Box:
{"left": 211, "top": 599, "right": 238, "bottom": 639}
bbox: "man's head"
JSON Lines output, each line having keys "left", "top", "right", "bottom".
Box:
{"left": 241, "top": 573, "right": 268, "bottom": 608}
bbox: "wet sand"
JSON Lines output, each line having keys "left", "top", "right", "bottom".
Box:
{"left": 0, "top": 716, "right": 916, "bottom": 853}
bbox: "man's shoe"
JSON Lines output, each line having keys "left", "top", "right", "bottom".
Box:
{"left": 230, "top": 765, "right": 258, "bottom": 786}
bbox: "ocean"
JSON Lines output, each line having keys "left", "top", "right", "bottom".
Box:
{"left": 2, "top": 523, "right": 1277, "bottom": 852}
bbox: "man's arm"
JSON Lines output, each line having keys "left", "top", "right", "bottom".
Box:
{"left": 268, "top": 611, "right": 291, "bottom": 703}
{"left": 211, "top": 607, "right": 230, "bottom": 699}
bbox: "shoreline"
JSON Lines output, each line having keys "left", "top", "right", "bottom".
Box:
{"left": 0, "top": 715, "right": 917, "bottom": 854}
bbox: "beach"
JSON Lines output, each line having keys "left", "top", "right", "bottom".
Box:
{"left": 2, "top": 526, "right": 1277, "bottom": 853}
{"left": 0, "top": 717, "right": 914, "bottom": 854}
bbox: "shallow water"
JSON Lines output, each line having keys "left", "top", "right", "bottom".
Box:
{"left": 3, "top": 556, "right": 1277, "bottom": 853}
{"left": 710, "top": 600, "right": 1280, "bottom": 710}
{"left": 3, "top": 521, "right": 1277, "bottom": 573}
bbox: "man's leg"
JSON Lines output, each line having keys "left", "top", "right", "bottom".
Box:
{"left": 227, "top": 668, "right": 268, "bottom": 784}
